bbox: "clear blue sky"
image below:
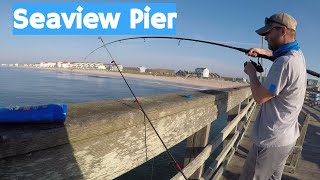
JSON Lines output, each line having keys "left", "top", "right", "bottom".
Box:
{"left": 1, "top": 0, "right": 319, "bottom": 78}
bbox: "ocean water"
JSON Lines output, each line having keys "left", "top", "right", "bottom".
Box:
{"left": 0, "top": 67, "right": 227, "bottom": 179}
{"left": 0, "top": 67, "right": 194, "bottom": 107}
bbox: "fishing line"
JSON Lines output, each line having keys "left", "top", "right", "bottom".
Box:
{"left": 97, "top": 36, "right": 188, "bottom": 179}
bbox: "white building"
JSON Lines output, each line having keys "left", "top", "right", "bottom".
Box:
{"left": 56, "top": 61, "right": 64, "bottom": 68}
{"left": 139, "top": 66, "right": 146, "bottom": 73}
{"left": 98, "top": 64, "right": 106, "bottom": 70}
{"left": 62, "top": 62, "right": 71, "bottom": 68}
{"left": 40, "top": 62, "right": 56, "bottom": 68}
{"left": 195, "top": 68, "right": 209, "bottom": 78}
{"left": 242, "top": 78, "right": 247, "bottom": 83}
{"left": 105, "top": 64, "right": 123, "bottom": 71}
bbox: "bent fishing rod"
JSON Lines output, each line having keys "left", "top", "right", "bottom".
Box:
{"left": 97, "top": 37, "right": 188, "bottom": 180}
{"left": 87, "top": 36, "right": 320, "bottom": 78}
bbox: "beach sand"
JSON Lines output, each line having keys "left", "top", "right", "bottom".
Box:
{"left": 21, "top": 67, "right": 248, "bottom": 90}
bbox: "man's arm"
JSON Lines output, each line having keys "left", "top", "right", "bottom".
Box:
{"left": 245, "top": 63, "right": 274, "bottom": 104}
{"left": 246, "top": 48, "right": 273, "bottom": 59}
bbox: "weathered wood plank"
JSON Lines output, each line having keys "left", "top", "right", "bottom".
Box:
{"left": 284, "top": 111, "right": 310, "bottom": 174}
{"left": 221, "top": 100, "right": 254, "bottom": 140}
{"left": 225, "top": 87, "right": 252, "bottom": 112}
{"left": 200, "top": 132, "right": 239, "bottom": 180}
{"left": 211, "top": 147, "right": 235, "bottom": 180}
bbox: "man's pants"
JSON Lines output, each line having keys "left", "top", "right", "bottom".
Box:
{"left": 239, "top": 142, "right": 295, "bottom": 180}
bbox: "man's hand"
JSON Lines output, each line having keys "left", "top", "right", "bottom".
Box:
{"left": 244, "top": 62, "right": 257, "bottom": 77}
{"left": 246, "top": 48, "right": 273, "bottom": 58}
{"left": 244, "top": 61, "right": 274, "bottom": 105}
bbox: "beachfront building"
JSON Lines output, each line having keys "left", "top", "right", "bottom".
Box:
{"left": 97, "top": 63, "right": 106, "bottom": 70}
{"left": 56, "top": 61, "right": 64, "bottom": 68}
{"left": 61, "top": 62, "right": 71, "bottom": 68}
{"left": 242, "top": 78, "right": 247, "bottom": 83}
{"left": 85, "top": 63, "right": 91, "bottom": 69}
{"left": 123, "top": 67, "right": 139, "bottom": 72}
{"left": 139, "top": 66, "right": 146, "bottom": 73}
{"left": 195, "top": 68, "right": 209, "bottom": 78}
{"left": 105, "top": 64, "right": 123, "bottom": 71}
{"left": 123, "top": 66, "right": 146, "bottom": 73}
{"left": 39, "top": 62, "right": 56, "bottom": 68}
{"left": 73, "top": 62, "right": 83, "bottom": 69}
{"left": 89, "top": 63, "right": 96, "bottom": 69}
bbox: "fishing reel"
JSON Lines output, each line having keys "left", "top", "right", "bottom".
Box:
{"left": 244, "top": 60, "right": 264, "bottom": 73}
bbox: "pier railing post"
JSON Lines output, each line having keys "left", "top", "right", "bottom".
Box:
{"left": 183, "top": 124, "right": 211, "bottom": 179}
{"left": 223, "top": 103, "right": 241, "bottom": 147}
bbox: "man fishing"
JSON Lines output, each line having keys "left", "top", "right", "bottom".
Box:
{"left": 241, "top": 13, "right": 307, "bottom": 180}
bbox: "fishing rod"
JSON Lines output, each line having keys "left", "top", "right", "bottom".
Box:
{"left": 97, "top": 37, "right": 188, "bottom": 180}
{"left": 86, "top": 36, "right": 320, "bottom": 78}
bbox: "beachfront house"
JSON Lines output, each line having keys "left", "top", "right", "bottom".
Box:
{"left": 195, "top": 68, "right": 209, "bottom": 78}
{"left": 139, "top": 66, "right": 146, "bottom": 73}
{"left": 105, "top": 64, "right": 123, "bottom": 71}
{"left": 70, "top": 62, "right": 77, "bottom": 69}
{"left": 73, "top": 62, "right": 81, "bottom": 69}
{"left": 89, "top": 63, "right": 96, "bottom": 69}
{"left": 97, "top": 63, "right": 106, "bottom": 70}
{"left": 61, "top": 62, "right": 71, "bottom": 68}
{"left": 56, "top": 61, "right": 64, "bottom": 68}
{"left": 123, "top": 66, "right": 146, "bottom": 73}
{"left": 123, "top": 67, "right": 139, "bottom": 72}
{"left": 84, "top": 63, "right": 91, "bottom": 69}
{"left": 40, "top": 62, "right": 56, "bottom": 68}
{"left": 50, "top": 62, "right": 57, "bottom": 68}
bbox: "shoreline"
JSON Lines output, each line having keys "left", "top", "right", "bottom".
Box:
{"left": 8, "top": 67, "right": 248, "bottom": 90}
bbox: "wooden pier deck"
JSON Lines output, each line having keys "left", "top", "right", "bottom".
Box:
{"left": 219, "top": 104, "right": 320, "bottom": 180}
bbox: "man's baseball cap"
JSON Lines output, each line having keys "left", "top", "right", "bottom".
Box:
{"left": 256, "top": 13, "right": 297, "bottom": 36}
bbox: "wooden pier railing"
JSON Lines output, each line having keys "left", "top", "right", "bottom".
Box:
{"left": 172, "top": 89, "right": 256, "bottom": 180}
{"left": 0, "top": 86, "right": 255, "bottom": 179}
